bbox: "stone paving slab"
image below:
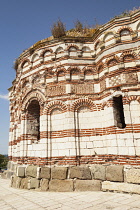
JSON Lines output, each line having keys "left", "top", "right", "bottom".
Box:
{"left": 1, "top": 178, "right": 140, "bottom": 209}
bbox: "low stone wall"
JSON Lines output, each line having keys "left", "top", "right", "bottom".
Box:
{"left": 7, "top": 162, "right": 140, "bottom": 194}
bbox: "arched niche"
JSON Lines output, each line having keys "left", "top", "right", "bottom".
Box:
{"left": 50, "top": 107, "right": 65, "bottom": 157}
{"left": 55, "top": 47, "right": 64, "bottom": 59}
{"left": 94, "top": 41, "right": 100, "bottom": 54}
{"left": 22, "top": 81, "right": 30, "bottom": 91}
{"left": 123, "top": 54, "right": 134, "bottom": 62}
{"left": 22, "top": 90, "right": 45, "bottom": 112}
{"left": 68, "top": 46, "right": 77, "bottom": 57}
{"left": 107, "top": 59, "right": 118, "bottom": 66}
{"left": 82, "top": 46, "right": 91, "bottom": 57}
{"left": 70, "top": 68, "right": 80, "bottom": 80}
{"left": 129, "top": 100, "right": 140, "bottom": 124}
{"left": 55, "top": 47, "right": 63, "bottom": 53}
{"left": 57, "top": 70, "right": 65, "bottom": 82}
{"left": 26, "top": 100, "right": 40, "bottom": 143}
{"left": 120, "top": 29, "right": 131, "bottom": 41}
{"left": 21, "top": 60, "right": 30, "bottom": 72}
{"left": 104, "top": 32, "right": 115, "bottom": 47}
{"left": 32, "top": 54, "right": 40, "bottom": 67}
{"left": 107, "top": 58, "right": 118, "bottom": 71}
{"left": 44, "top": 50, "right": 52, "bottom": 62}
{"left": 22, "top": 61, "right": 29, "bottom": 68}
{"left": 84, "top": 69, "right": 93, "bottom": 80}
{"left": 76, "top": 105, "right": 93, "bottom": 156}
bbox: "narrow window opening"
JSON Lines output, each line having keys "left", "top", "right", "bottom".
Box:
{"left": 113, "top": 96, "right": 126, "bottom": 129}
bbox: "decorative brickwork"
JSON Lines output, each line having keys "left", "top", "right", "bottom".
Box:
{"left": 109, "top": 75, "right": 121, "bottom": 87}
{"left": 117, "top": 26, "right": 133, "bottom": 35}
{"left": 44, "top": 100, "right": 68, "bottom": 115}
{"left": 8, "top": 10, "right": 140, "bottom": 173}
{"left": 125, "top": 72, "right": 138, "bottom": 83}
{"left": 71, "top": 83, "right": 94, "bottom": 94}
{"left": 46, "top": 85, "right": 66, "bottom": 96}
{"left": 100, "top": 79, "right": 106, "bottom": 92}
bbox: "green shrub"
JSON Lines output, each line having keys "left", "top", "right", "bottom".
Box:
{"left": 0, "top": 154, "right": 8, "bottom": 169}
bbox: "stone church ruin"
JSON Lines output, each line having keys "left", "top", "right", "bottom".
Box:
{"left": 8, "top": 10, "right": 140, "bottom": 192}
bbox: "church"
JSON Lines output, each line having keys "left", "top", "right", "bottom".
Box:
{"left": 8, "top": 10, "right": 140, "bottom": 192}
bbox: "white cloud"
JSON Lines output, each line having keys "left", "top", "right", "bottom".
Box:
{"left": 0, "top": 94, "right": 9, "bottom": 100}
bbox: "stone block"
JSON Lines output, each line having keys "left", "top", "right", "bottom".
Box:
{"left": 39, "top": 167, "right": 50, "bottom": 179}
{"left": 69, "top": 166, "right": 91, "bottom": 180}
{"left": 102, "top": 181, "right": 140, "bottom": 194}
{"left": 11, "top": 163, "right": 18, "bottom": 173}
{"left": 126, "top": 169, "right": 140, "bottom": 184}
{"left": 11, "top": 175, "right": 21, "bottom": 188}
{"left": 29, "top": 178, "right": 40, "bottom": 189}
{"left": 26, "top": 165, "right": 38, "bottom": 178}
{"left": 51, "top": 167, "right": 68, "bottom": 180}
{"left": 91, "top": 164, "right": 106, "bottom": 180}
{"left": 20, "top": 178, "right": 30, "bottom": 189}
{"left": 49, "top": 180, "right": 73, "bottom": 192}
{"left": 40, "top": 179, "right": 49, "bottom": 191}
{"left": 75, "top": 180, "right": 101, "bottom": 191}
{"left": 17, "top": 166, "right": 25, "bottom": 177}
{"left": 106, "top": 165, "right": 124, "bottom": 182}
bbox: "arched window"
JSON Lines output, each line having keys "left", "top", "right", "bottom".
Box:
{"left": 113, "top": 96, "right": 126, "bottom": 128}
{"left": 27, "top": 100, "right": 40, "bottom": 142}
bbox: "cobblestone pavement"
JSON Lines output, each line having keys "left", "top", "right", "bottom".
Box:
{"left": 0, "top": 178, "right": 140, "bottom": 210}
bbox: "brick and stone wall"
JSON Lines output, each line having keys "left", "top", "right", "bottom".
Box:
{"left": 7, "top": 162, "right": 140, "bottom": 194}
{"left": 8, "top": 10, "right": 140, "bottom": 192}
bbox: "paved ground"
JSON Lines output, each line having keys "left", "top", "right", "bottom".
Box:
{"left": 0, "top": 178, "right": 140, "bottom": 210}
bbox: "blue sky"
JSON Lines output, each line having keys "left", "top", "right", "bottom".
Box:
{"left": 0, "top": 0, "right": 140, "bottom": 155}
